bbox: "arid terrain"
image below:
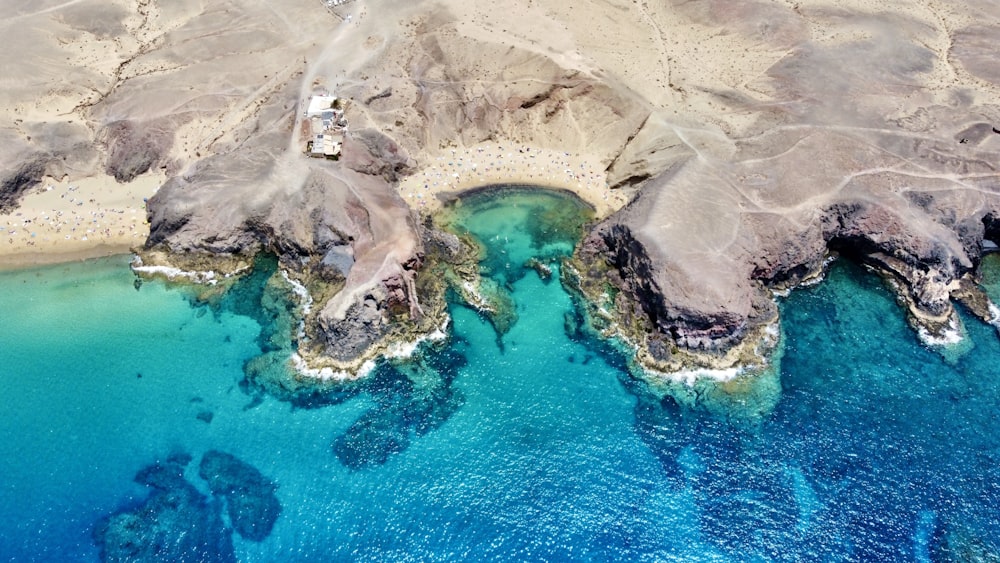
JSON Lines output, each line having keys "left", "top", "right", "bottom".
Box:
{"left": 2, "top": 0, "right": 1000, "bottom": 377}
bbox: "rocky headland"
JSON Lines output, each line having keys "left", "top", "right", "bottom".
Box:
{"left": 2, "top": 0, "right": 1000, "bottom": 383}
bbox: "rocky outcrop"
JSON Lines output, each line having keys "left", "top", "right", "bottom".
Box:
{"left": 100, "top": 119, "right": 174, "bottom": 182}
{"left": 0, "top": 122, "right": 100, "bottom": 213}
{"left": 317, "top": 291, "right": 394, "bottom": 362}
{"left": 575, "top": 209, "right": 781, "bottom": 372}
{"left": 340, "top": 129, "right": 416, "bottom": 182}
{"left": 822, "top": 201, "right": 974, "bottom": 321}
{"left": 94, "top": 450, "right": 282, "bottom": 560}
{"left": 132, "top": 72, "right": 454, "bottom": 376}
{"left": 597, "top": 224, "right": 776, "bottom": 353}
{"left": 577, "top": 119, "right": 1000, "bottom": 370}
{"left": 0, "top": 157, "right": 48, "bottom": 213}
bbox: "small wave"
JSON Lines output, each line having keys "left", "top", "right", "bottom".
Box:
{"left": 131, "top": 255, "right": 228, "bottom": 285}
{"left": 916, "top": 314, "right": 964, "bottom": 348}
{"left": 289, "top": 352, "right": 377, "bottom": 381}
{"left": 281, "top": 270, "right": 313, "bottom": 315}
{"left": 292, "top": 316, "right": 450, "bottom": 379}
{"left": 667, "top": 366, "right": 745, "bottom": 386}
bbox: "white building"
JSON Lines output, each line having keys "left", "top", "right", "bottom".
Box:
{"left": 310, "top": 133, "right": 343, "bottom": 158}
{"left": 305, "top": 95, "right": 347, "bottom": 158}
{"left": 306, "top": 96, "right": 338, "bottom": 118}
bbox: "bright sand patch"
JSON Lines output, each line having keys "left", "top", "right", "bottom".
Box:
{"left": 0, "top": 136, "right": 624, "bottom": 270}
{"left": 397, "top": 140, "right": 628, "bottom": 218}
{"left": 0, "top": 173, "right": 163, "bottom": 269}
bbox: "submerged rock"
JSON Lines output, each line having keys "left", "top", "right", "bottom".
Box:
{"left": 198, "top": 450, "right": 282, "bottom": 542}
{"left": 94, "top": 455, "right": 235, "bottom": 563}
{"left": 95, "top": 450, "right": 282, "bottom": 559}
{"left": 932, "top": 522, "right": 1000, "bottom": 563}
{"left": 525, "top": 258, "right": 553, "bottom": 281}
{"left": 334, "top": 351, "right": 466, "bottom": 469}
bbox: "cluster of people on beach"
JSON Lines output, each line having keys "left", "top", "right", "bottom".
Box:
{"left": 398, "top": 143, "right": 625, "bottom": 215}
{"left": 0, "top": 183, "right": 147, "bottom": 252}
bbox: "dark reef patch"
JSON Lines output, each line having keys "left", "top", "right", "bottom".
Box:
{"left": 93, "top": 454, "right": 235, "bottom": 563}
{"left": 94, "top": 451, "right": 281, "bottom": 560}
{"left": 199, "top": 450, "right": 281, "bottom": 542}
{"left": 334, "top": 347, "right": 467, "bottom": 469}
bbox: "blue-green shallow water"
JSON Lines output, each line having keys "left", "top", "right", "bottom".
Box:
{"left": 1, "top": 189, "right": 999, "bottom": 561}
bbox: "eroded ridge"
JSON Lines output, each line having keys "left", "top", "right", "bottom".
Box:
{"left": 575, "top": 118, "right": 1000, "bottom": 375}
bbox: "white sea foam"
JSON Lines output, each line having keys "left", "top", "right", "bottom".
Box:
{"left": 292, "top": 315, "right": 451, "bottom": 379}
{"left": 916, "top": 315, "right": 964, "bottom": 347}
{"left": 290, "top": 352, "right": 377, "bottom": 381}
{"left": 460, "top": 279, "right": 499, "bottom": 313}
{"left": 764, "top": 321, "right": 780, "bottom": 340}
{"left": 771, "top": 256, "right": 835, "bottom": 297}
{"left": 642, "top": 321, "right": 779, "bottom": 387}
{"left": 281, "top": 270, "right": 313, "bottom": 315}
{"left": 798, "top": 275, "right": 824, "bottom": 288}
{"left": 989, "top": 302, "right": 1000, "bottom": 329}
{"left": 384, "top": 317, "right": 451, "bottom": 359}
{"left": 130, "top": 256, "right": 220, "bottom": 285}
{"left": 800, "top": 256, "right": 836, "bottom": 287}
{"left": 756, "top": 319, "right": 782, "bottom": 356}
{"left": 281, "top": 270, "right": 313, "bottom": 340}
{"left": 666, "top": 366, "right": 745, "bottom": 386}
{"left": 611, "top": 329, "right": 745, "bottom": 387}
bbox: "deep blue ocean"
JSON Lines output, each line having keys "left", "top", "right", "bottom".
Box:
{"left": 2, "top": 189, "right": 999, "bottom": 561}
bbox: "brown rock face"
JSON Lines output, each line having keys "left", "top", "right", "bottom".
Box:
{"left": 101, "top": 120, "right": 174, "bottom": 183}
{"left": 141, "top": 100, "right": 428, "bottom": 367}
{"left": 560, "top": 3, "right": 1000, "bottom": 365}
{"left": 583, "top": 113, "right": 1000, "bottom": 363}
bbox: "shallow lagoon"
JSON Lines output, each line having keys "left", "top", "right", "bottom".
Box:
{"left": 1, "top": 190, "right": 999, "bottom": 561}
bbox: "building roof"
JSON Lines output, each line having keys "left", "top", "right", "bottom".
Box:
{"left": 307, "top": 96, "right": 337, "bottom": 117}
{"left": 309, "top": 133, "right": 342, "bottom": 157}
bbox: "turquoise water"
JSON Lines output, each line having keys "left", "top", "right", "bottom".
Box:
{"left": 1, "top": 189, "right": 999, "bottom": 561}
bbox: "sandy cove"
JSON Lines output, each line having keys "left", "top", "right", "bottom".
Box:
{"left": 397, "top": 141, "right": 628, "bottom": 218}
{"left": 0, "top": 141, "right": 621, "bottom": 269}
{"left": 0, "top": 173, "right": 163, "bottom": 270}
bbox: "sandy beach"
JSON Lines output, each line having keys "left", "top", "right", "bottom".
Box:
{"left": 397, "top": 141, "right": 628, "bottom": 218}
{"left": 0, "top": 173, "right": 162, "bottom": 269}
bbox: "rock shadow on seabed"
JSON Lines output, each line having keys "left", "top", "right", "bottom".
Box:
{"left": 94, "top": 450, "right": 281, "bottom": 562}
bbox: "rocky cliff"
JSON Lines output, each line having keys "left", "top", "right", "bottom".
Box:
{"left": 578, "top": 112, "right": 1000, "bottom": 372}
{"left": 3, "top": 0, "right": 1000, "bottom": 379}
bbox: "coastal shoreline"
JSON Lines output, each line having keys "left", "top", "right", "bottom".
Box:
{"left": 396, "top": 141, "right": 629, "bottom": 219}
{"left": 0, "top": 245, "right": 136, "bottom": 272}
{"left": 0, "top": 172, "right": 162, "bottom": 270}
{"left": 3, "top": 0, "right": 1000, "bottom": 387}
